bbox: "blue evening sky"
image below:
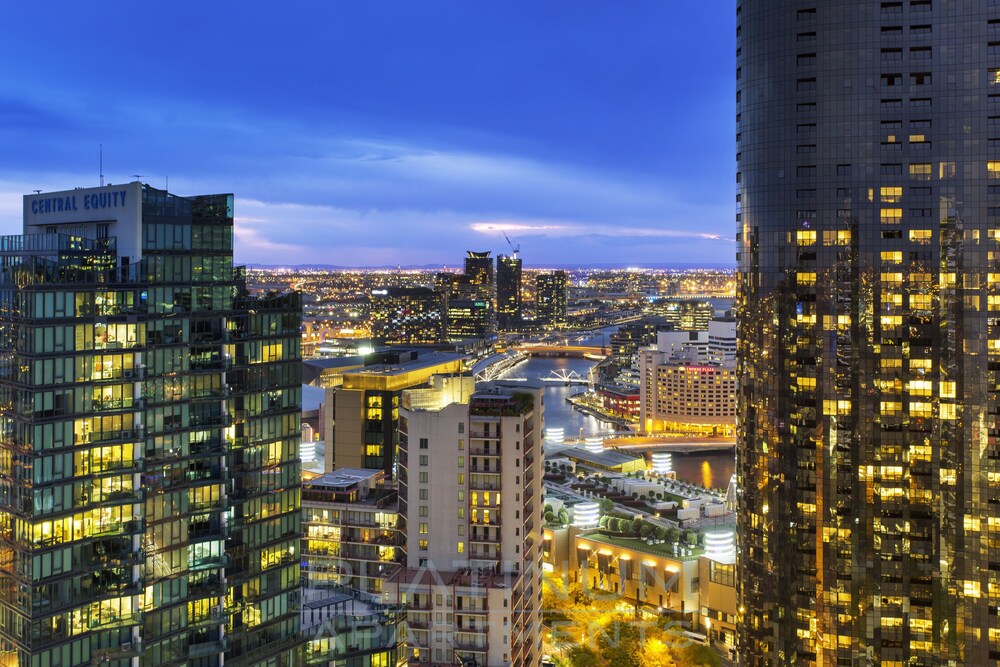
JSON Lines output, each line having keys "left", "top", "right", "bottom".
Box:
{"left": 0, "top": 2, "right": 735, "bottom": 267}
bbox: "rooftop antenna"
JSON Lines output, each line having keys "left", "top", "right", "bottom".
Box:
{"left": 165, "top": 175, "right": 169, "bottom": 192}
{"left": 132, "top": 174, "right": 143, "bottom": 183}
{"left": 33, "top": 190, "right": 41, "bottom": 194}
{"left": 99, "top": 144, "right": 104, "bottom": 187}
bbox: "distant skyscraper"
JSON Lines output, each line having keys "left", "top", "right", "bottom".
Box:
{"left": 438, "top": 251, "right": 497, "bottom": 341}
{"left": 496, "top": 253, "right": 523, "bottom": 330}
{"left": 6, "top": 183, "right": 302, "bottom": 666}
{"left": 535, "top": 271, "right": 568, "bottom": 326}
{"left": 738, "top": 2, "right": 1000, "bottom": 664}
{"left": 463, "top": 250, "right": 494, "bottom": 293}
{"left": 369, "top": 286, "right": 445, "bottom": 345}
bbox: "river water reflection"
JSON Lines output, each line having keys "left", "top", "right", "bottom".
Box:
{"left": 498, "top": 354, "right": 735, "bottom": 489}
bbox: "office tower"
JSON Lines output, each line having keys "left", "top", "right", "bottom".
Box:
{"left": 389, "top": 377, "right": 543, "bottom": 667}
{"left": 369, "top": 287, "right": 445, "bottom": 345}
{"left": 647, "top": 298, "right": 713, "bottom": 331}
{"left": 443, "top": 298, "right": 492, "bottom": 342}
{"left": 322, "top": 350, "right": 466, "bottom": 474}
{"left": 496, "top": 254, "right": 523, "bottom": 330}
{"left": 737, "top": 2, "right": 999, "bottom": 663}
{"left": 535, "top": 271, "right": 568, "bottom": 326}
{"left": 5, "top": 184, "right": 302, "bottom": 666}
{"left": 609, "top": 316, "right": 671, "bottom": 369}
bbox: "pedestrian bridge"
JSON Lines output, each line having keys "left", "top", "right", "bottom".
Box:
{"left": 515, "top": 344, "right": 606, "bottom": 359}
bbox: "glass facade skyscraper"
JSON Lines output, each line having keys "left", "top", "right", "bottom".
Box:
{"left": 496, "top": 254, "right": 522, "bottom": 331}
{"left": 1, "top": 184, "right": 302, "bottom": 667}
{"left": 737, "top": 1, "right": 1000, "bottom": 664}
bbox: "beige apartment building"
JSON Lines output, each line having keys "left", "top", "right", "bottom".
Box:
{"left": 387, "top": 376, "right": 544, "bottom": 667}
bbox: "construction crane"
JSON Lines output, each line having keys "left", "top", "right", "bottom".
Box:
{"left": 501, "top": 229, "right": 520, "bottom": 259}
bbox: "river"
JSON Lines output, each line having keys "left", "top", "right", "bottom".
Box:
{"left": 497, "top": 348, "right": 736, "bottom": 490}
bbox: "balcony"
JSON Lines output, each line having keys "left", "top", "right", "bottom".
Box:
{"left": 91, "top": 642, "right": 143, "bottom": 662}
{"left": 188, "top": 639, "right": 227, "bottom": 658}
{"left": 469, "top": 479, "right": 501, "bottom": 491}
{"left": 78, "top": 428, "right": 143, "bottom": 444}
{"left": 469, "top": 534, "right": 502, "bottom": 546}
{"left": 469, "top": 446, "right": 501, "bottom": 457}
{"left": 92, "top": 397, "right": 141, "bottom": 413}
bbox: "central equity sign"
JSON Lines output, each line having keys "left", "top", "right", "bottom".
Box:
{"left": 29, "top": 189, "right": 129, "bottom": 215}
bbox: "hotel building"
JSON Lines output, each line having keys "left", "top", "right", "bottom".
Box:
{"left": 388, "top": 377, "right": 543, "bottom": 667}
{"left": 738, "top": 1, "right": 1000, "bottom": 663}
{"left": 639, "top": 321, "right": 737, "bottom": 436}
{"left": 1, "top": 183, "right": 302, "bottom": 667}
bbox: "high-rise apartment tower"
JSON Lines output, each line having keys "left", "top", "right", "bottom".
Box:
{"left": 535, "top": 271, "right": 568, "bottom": 327}
{"left": 496, "top": 254, "right": 523, "bottom": 330}
{"left": 2, "top": 183, "right": 302, "bottom": 667}
{"left": 738, "top": 2, "right": 1000, "bottom": 664}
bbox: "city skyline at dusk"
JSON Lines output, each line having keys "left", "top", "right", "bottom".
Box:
{"left": 0, "top": 2, "right": 735, "bottom": 267}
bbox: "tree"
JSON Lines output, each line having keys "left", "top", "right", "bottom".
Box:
{"left": 654, "top": 526, "right": 667, "bottom": 541}
{"left": 682, "top": 529, "right": 697, "bottom": 546}
{"left": 673, "top": 643, "right": 722, "bottom": 667}
{"left": 598, "top": 498, "right": 614, "bottom": 514}
{"left": 557, "top": 508, "right": 571, "bottom": 525}
{"left": 598, "top": 515, "right": 610, "bottom": 529}
{"left": 596, "top": 618, "right": 645, "bottom": 667}
{"left": 640, "top": 522, "right": 654, "bottom": 539}
{"left": 544, "top": 510, "right": 556, "bottom": 523}
{"left": 665, "top": 527, "right": 679, "bottom": 544}
{"left": 631, "top": 517, "right": 643, "bottom": 536}
{"left": 566, "top": 645, "right": 601, "bottom": 667}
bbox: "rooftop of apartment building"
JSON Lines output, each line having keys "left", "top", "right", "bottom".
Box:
{"left": 302, "top": 468, "right": 398, "bottom": 507}
{"left": 469, "top": 387, "right": 535, "bottom": 415}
